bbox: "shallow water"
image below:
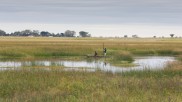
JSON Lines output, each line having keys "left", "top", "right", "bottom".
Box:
{"left": 0, "top": 56, "right": 175, "bottom": 73}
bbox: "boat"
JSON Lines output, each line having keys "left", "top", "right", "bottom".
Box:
{"left": 85, "top": 54, "right": 107, "bottom": 58}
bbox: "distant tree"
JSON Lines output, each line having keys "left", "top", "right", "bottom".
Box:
{"left": 124, "top": 35, "right": 128, "bottom": 38}
{"left": 87, "top": 34, "right": 91, "bottom": 37}
{"left": 54, "top": 33, "right": 59, "bottom": 37}
{"left": 13, "top": 31, "right": 21, "bottom": 36}
{"left": 53, "top": 33, "right": 64, "bottom": 37}
{"left": 40, "top": 31, "right": 51, "bottom": 36}
{"left": 65, "top": 30, "right": 76, "bottom": 37}
{"left": 132, "top": 35, "right": 138, "bottom": 38}
{"left": 79, "top": 31, "right": 91, "bottom": 37}
{"left": 21, "top": 29, "right": 32, "bottom": 36}
{"left": 11, "top": 30, "right": 39, "bottom": 36}
{"left": 0, "top": 29, "right": 6, "bottom": 36}
{"left": 153, "top": 36, "right": 156, "bottom": 38}
{"left": 61, "top": 33, "right": 65, "bottom": 37}
{"left": 32, "top": 30, "right": 40, "bottom": 36}
{"left": 170, "top": 34, "right": 175, "bottom": 38}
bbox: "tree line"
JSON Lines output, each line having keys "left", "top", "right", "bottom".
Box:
{"left": 0, "top": 29, "right": 91, "bottom": 37}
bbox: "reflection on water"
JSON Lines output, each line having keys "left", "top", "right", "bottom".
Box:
{"left": 0, "top": 56, "right": 175, "bottom": 73}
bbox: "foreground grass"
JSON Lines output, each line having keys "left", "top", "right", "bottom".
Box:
{"left": 0, "top": 70, "right": 182, "bottom": 102}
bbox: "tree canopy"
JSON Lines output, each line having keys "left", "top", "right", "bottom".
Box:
{"left": 79, "top": 31, "right": 91, "bottom": 37}
{"left": 170, "top": 34, "right": 175, "bottom": 38}
{"left": 0, "top": 29, "right": 6, "bottom": 36}
{"left": 64, "top": 30, "right": 76, "bottom": 37}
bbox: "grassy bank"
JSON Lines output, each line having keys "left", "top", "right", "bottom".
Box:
{"left": 0, "top": 37, "right": 182, "bottom": 60}
{"left": 0, "top": 69, "right": 182, "bottom": 102}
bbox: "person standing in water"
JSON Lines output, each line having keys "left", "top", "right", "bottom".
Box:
{"left": 94, "top": 51, "right": 98, "bottom": 57}
{"left": 103, "top": 48, "right": 107, "bottom": 56}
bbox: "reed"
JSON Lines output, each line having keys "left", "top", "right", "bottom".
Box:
{"left": 114, "top": 51, "right": 134, "bottom": 62}
{"left": 0, "top": 37, "right": 182, "bottom": 59}
{"left": 0, "top": 70, "right": 181, "bottom": 102}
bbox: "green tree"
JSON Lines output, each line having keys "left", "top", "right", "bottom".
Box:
{"left": 32, "top": 30, "right": 40, "bottom": 36}
{"left": 0, "top": 29, "right": 6, "bottom": 36}
{"left": 170, "top": 34, "right": 175, "bottom": 38}
{"left": 65, "top": 30, "right": 76, "bottom": 37}
{"left": 79, "top": 31, "right": 91, "bottom": 37}
{"left": 21, "top": 29, "right": 32, "bottom": 36}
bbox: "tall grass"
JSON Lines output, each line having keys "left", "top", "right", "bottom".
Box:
{"left": 0, "top": 37, "right": 182, "bottom": 101}
{"left": 114, "top": 51, "right": 134, "bottom": 62}
{"left": 0, "top": 69, "right": 182, "bottom": 102}
{"left": 0, "top": 37, "right": 182, "bottom": 59}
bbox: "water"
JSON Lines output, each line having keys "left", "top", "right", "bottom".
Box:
{"left": 0, "top": 56, "right": 175, "bottom": 73}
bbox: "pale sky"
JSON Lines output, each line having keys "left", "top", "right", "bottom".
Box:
{"left": 0, "top": 0, "right": 182, "bottom": 37}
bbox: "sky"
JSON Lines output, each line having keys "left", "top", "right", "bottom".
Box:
{"left": 0, "top": 0, "right": 182, "bottom": 37}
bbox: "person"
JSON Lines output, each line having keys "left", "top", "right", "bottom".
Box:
{"left": 94, "top": 51, "right": 98, "bottom": 57}
{"left": 103, "top": 48, "right": 107, "bottom": 56}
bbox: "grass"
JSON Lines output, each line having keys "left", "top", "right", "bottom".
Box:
{"left": 109, "top": 51, "right": 135, "bottom": 67}
{"left": 0, "top": 37, "right": 182, "bottom": 60}
{"left": 0, "top": 69, "right": 182, "bottom": 102}
{"left": 114, "top": 51, "right": 134, "bottom": 62}
{"left": 0, "top": 37, "right": 182, "bottom": 101}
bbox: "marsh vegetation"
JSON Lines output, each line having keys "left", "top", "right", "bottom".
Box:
{"left": 0, "top": 70, "right": 182, "bottom": 102}
{"left": 0, "top": 37, "right": 182, "bottom": 101}
{"left": 0, "top": 37, "right": 181, "bottom": 59}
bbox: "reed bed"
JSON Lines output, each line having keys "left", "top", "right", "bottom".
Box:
{"left": 0, "top": 70, "right": 182, "bottom": 102}
{"left": 0, "top": 37, "right": 182, "bottom": 59}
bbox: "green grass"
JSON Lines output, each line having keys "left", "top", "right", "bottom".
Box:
{"left": 114, "top": 51, "right": 134, "bottom": 62}
{"left": 0, "top": 70, "right": 181, "bottom": 102}
{"left": 108, "top": 51, "right": 135, "bottom": 67}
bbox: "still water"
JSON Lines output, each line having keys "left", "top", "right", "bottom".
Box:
{"left": 0, "top": 56, "right": 175, "bottom": 73}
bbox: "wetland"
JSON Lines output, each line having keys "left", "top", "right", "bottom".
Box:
{"left": 0, "top": 37, "right": 182, "bottom": 102}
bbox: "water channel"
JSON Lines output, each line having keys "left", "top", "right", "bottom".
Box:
{"left": 0, "top": 56, "right": 175, "bottom": 73}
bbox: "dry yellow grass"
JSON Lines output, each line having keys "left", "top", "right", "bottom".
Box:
{"left": 0, "top": 37, "right": 182, "bottom": 60}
